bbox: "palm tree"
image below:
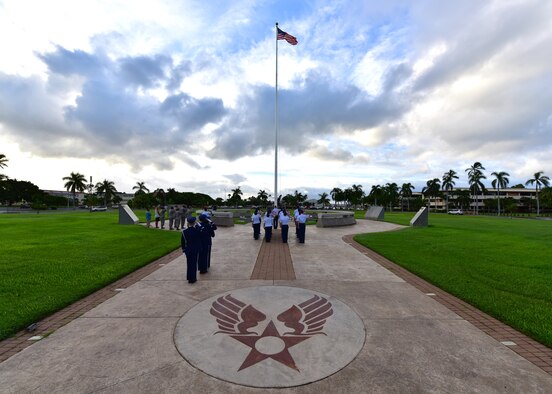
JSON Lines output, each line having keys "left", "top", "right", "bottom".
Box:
{"left": 257, "top": 189, "right": 269, "bottom": 205}
{"left": 63, "top": 172, "right": 87, "bottom": 208}
{"left": 230, "top": 187, "right": 243, "bottom": 208}
{"left": 330, "top": 187, "right": 343, "bottom": 208}
{"left": 465, "top": 162, "right": 486, "bottom": 214}
{"left": 400, "top": 183, "right": 415, "bottom": 211}
{"left": 350, "top": 184, "right": 364, "bottom": 209}
{"left": 369, "top": 185, "right": 383, "bottom": 206}
{"left": 0, "top": 154, "right": 8, "bottom": 169}
{"left": 422, "top": 178, "right": 441, "bottom": 211}
{"left": 525, "top": 171, "right": 550, "bottom": 216}
{"left": 0, "top": 154, "right": 8, "bottom": 182}
{"left": 470, "top": 173, "right": 486, "bottom": 215}
{"left": 153, "top": 188, "right": 166, "bottom": 206}
{"left": 166, "top": 188, "right": 178, "bottom": 204}
{"left": 293, "top": 190, "right": 307, "bottom": 206}
{"left": 384, "top": 183, "right": 399, "bottom": 211}
{"left": 442, "top": 170, "right": 458, "bottom": 212}
{"left": 342, "top": 188, "right": 352, "bottom": 208}
{"left": 95, "top": 179, "right": 117, "bottom": 207}
{"left": 132, "top": 181, "right": 149, "bottom": 195}
{"left": 317, "top": 192, "right": 330, "bottom": 208}
{"left": 491, "top": 171, "right": 510, "bottom": 216}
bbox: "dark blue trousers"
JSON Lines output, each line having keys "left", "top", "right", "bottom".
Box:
{"left": 298, "top": 223, "right": 306, "bottom": 243}
{"left": 265, "top": 226, "right": 272, "bottom": 242}
{"left": 198, "top": 244, "right": 210, "bottom": 273}
{"left": 185, "top": 251, "right": 198, "bottom": 283}
{"left": 281, "top": 224, "right": 289, "bottom": 243}
{"left": 253, "top": 223, "right": 261, "bottom": 239}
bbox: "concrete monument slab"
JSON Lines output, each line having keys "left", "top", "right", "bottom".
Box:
{"left": 118, "top": 204, "right": 139, "bottom": 224}
{"left": 316, "top": 211, "right": 356, "bottom": 227}
{"left": 364, "top": 206, "right": 384, "bottom": 221}
{"left": 211, "top": 211, "right": 234, "bottom": 227}
{"left": 410, "top": 206, "right": 429, "bottom": 227}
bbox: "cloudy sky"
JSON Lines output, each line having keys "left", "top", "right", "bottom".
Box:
{"left": 1, "top": 0, "right": 551, "bottom": 200}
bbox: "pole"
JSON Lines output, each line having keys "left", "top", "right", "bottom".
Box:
{"left": 274, "top": 22, "right": 279, "bottom": 207}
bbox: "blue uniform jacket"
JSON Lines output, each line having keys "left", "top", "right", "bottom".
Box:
{"left": 181, "top": 226, "right": 202, "bottom": 254}
{"left": 199, "top": 221, "right": 217, "bottom": 246}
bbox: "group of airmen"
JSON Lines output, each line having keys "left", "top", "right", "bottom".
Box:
{"left": 180, "top": 208, "right": 217, "bottom": 284}
{"left": 251, "top": 206, "right": 309, "bottom": 243}
{"left": 147, "top": 205, "right": 309, "bottom": 285}
{"left": 145, "top": 205, "right": 192, "bottom": 230}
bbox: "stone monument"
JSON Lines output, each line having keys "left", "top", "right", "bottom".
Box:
{"left": 364, "top": 206, "right": 384, "bottom": 221}
{"left": 118, "top": 204, "right": 139, "bottom": 225}
{"left": 316, "top": 211, "right": 356, "bottom": 227}
{"left": 211, "top": 211, "right": 234, "bottom": 227}
{"left": 410, "top": 206, "right": 429, "bottom": 227}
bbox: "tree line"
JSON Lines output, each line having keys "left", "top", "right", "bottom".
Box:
{"left": 1, "top": 154, "right": 551, "bottom": 214}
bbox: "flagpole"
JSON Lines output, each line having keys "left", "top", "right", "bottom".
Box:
{"left": 274, "top": 22, "right": 279, "bottom": 207}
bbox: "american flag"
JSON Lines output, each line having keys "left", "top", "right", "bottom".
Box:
{"left": 277, "top": 27, "right": 298, "bottom": 45}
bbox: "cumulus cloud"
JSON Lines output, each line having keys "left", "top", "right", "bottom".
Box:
{"left": 208, "top": 67, "right": 410, "bottom": 161}
{"left": 1, "top": 0, "right": 552, "bottom": 193}
{"left": 308, "top": 145, "right": 353, "bottom": 162}
{"left": 0, "top": 46, "right": 228, "bottom": 171}
{"left": 223, "top": 174, "right": 247, "bottom": 183}
{"left": 403, "top": 0, "right": 552, "bottom": 173}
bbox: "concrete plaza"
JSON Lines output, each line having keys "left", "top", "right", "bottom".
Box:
{"left": 1, "top": 220, "right": 551, "bottom": 393}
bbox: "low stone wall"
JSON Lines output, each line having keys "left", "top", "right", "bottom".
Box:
{"left": 222, "top": 209, "right": 251, "bottom": 223}
{"left": 211, "top": 211, "right": 234, "bottom": 227}
{"left": 227, "top": 209, "right": 250, "bottom": 218}
{"left": 316, "top": 211, "right": 356, "bottom": 227}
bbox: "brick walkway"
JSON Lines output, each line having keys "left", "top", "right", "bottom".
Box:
{"left": 0, "top": 249, "right": 181, "bottom": 363}
{"left": 343, "top": 234, "right": 552, "bottom": 376}
{"left": 250, "top": 229, "right": 295, "bottom": 280}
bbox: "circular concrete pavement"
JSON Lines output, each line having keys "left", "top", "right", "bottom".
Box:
{"left": 174, "top": 286, "right": 366, "bottom": 388}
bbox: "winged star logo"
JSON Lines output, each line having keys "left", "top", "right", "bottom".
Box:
{"left": 210, "top": 294, "right": 334, "bottom": 372}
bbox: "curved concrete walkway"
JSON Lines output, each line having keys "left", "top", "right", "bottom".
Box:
{"left": 1, "top": 221, "right": 552, "bottom": 393}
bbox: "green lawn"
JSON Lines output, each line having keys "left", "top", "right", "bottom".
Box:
{"left": 355, "top": 212, "right": 552, "bottom": 347}
{"left": 0, "top": 211, "right": 180, "bottom": 340}
{"left": 4, "top": 209, "right": 552, "bottom": 349}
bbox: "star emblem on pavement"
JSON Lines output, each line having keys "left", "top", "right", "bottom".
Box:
{"left": 231, "top": 321, "right": 309, "bottom": 371}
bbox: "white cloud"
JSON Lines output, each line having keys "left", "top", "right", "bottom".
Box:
{"left": 1, "top": 0, "right": 551, "bottom": 196}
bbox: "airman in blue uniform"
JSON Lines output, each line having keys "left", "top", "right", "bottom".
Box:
{"left": 198, "top": 214, "right": 217, "bottom": 273}
{"left": 263, "top": 209, "right": 273, "bottom": 242}
{"left": 297, "top": 209, "right": 308, "bottom": 243}
{"left": 251, "top": 208, "right": 261, "bottom": 240}
{"left": 279, "top": 209, "right": 290, "bottom": 243}
{"left": 181, "top": 216, "right": 201, "bottom": 283}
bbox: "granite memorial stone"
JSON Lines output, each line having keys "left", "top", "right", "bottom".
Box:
{"left": 118, "top": 204, "right": 139, "bottom": 225}
{"left": 410, "top": 206, "right": 429, "bottom": 227}
{"left": 364, "top": 206, "right": 384, "bottom": 221}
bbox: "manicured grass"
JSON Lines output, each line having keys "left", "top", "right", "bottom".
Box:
{"left": 0, "top": 211, "right": 180, "bottom": 340}
{"left": 355, "top": 213, "right": 552, "bottom": 347}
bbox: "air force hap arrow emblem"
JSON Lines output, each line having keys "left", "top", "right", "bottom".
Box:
{"left": 210, "top": 293, "right": 333, "bottom": 372}
{"left": 174, "top": 286, "right": 365, "bottom": 388}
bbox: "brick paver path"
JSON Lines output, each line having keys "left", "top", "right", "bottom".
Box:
{"left": 344, "top": 234, "right": 552, "bottom": 376}
{"left": 250, "top": 229, "right": 295, "bottom": 280}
